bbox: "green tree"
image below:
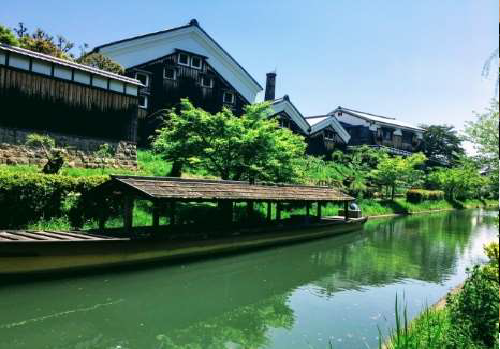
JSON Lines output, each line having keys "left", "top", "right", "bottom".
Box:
{"left": 152, "top": 99, "right": 306, "bottom": 182}
{"left": 25, "top": 133, "right": 64, "bottom": 174}
{"left": 0, "top": 25, "right": 19, "bottom": 46}
{"left": 419, "top": 124, "right": 464, "bottom": 166}
{"left": 370, "top": 153, "right": 426, "bottom": 200}
{"left": 464, "top": 100, "right": 499, "bottom": 198}
{"left": 16, "top": 25, "right": 74, "bottom": 60}
{"left": 426, "top": 157, "right": 486, "bottom": 200}
{"left": 76, "top": 52, "right": 125, "bottom": 75}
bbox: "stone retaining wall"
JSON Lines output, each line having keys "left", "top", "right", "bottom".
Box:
{"left": 0, "top": 127, "right": 137, "bottom": 169}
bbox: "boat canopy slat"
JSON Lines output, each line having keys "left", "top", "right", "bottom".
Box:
{"left": 106, "top": 175, "right": 354, "bottom": 202}
{"left": 0, "top": 230, "right": 125, "bottom": 242}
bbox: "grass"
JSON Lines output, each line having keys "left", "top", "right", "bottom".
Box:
{"left": 381, "top": 295, "right": 451, "bottom": 349}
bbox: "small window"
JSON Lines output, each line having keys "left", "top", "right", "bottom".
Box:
{"left": 223, "top": 91, "right": 235, "bottom": 104}
{"left": 178, "top": 53, "right": 189, "bottom": 66}
{"left": 135, "top": 72, "right": 149, "bottom": 87}
{"left": 201, "top": 76, "right": 213, "bottom": 88}
{"left": 383, "top": 129, "right": 393, "bottom": 140}
{"left": 279, "top": 118, "right": 290, "bottom": 129}
{"left": 324, "top": 130, "right": 335, "bottom": 140}
{"left": 163, "top": 68, "right": 176, "bottom": 80}
{"left": 191, "top": 56, "right": 202, "bottom": 69}
{"left": 138, "top": 95, "right": 148, "bottom": 109}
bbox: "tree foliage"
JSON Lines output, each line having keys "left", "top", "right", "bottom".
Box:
{"left": 464, "top": 100, "right": 499, "bottom": 197}
{"left": 25, "top": 133, "right": 64, "bottom": 174}
{"left": 152, "top": 99, "right": 306, "bottom": 182}
{"left": 426, "top": 158, "right": 488, "bottom": 200}
{"left": 419, "top": 124, "right": 464, "bottom": 166}
{"left": 76, "top": 52, "right": 125, "bottom": 75}
{"left": 0, "top": 25, "right": 19, "bottom": 46}
{"left": 370, "top": 152, "right": 426, "bottom": 200}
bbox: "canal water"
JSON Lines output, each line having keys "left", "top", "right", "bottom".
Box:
{"left": 0, "top": 209, "right": 497, "bottom": 349}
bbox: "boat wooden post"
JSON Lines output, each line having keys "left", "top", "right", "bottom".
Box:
{"left": 247, "top": 200, "right": 254, "bottom": 220}
{"left": 170, "top": 201, "right": 176, "bottom": 225}
{"left": 344, "top": 201, "right": 349, "bottom": 221}
{"left": 152, "top": 201, "right": 160, "bottom": 228}
{"left": 317, "top": 201, "right": 322, "bottom": 219}
{"left": 123, "top": 194, "right": 133, "bottom": 234}
{"left": 267, "top": 201, "right": 272, "bottom": 222}
{"left": 98, "top": 215, "right": 106, "bottom": 231}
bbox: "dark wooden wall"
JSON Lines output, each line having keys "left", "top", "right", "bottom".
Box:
{"left": 0, "top": 67, "right": 138, "bottom": 142}
{"left": 129, "top": 52, "right": 248, "bottom": 145}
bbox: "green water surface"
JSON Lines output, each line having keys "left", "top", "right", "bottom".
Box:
{"left": 0, "top": 209, "right": 497, "bottom": 349}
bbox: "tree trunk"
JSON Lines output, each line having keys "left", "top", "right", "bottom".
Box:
{"left": 391, "top": 185, "right": 395, "bottom": 201}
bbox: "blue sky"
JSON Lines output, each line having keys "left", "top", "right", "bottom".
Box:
{"left": 1, "top": 1, "right": 498, "bottom": 139}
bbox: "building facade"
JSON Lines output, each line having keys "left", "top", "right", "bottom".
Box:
{"left": 264, "top": 72, "right": 351, "bottom": 158}
{"left": 93, "top": 19, "right": 263, "bottom": 144}
{"left": 0, "top": 44, "right": 143, "bottom": 168}
{"left": 329, "top": 107, "right": 424, "bottom": 156}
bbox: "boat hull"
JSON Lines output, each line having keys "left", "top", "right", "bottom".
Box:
{"left": 0, "top": 217, "right": 366, "bottom": 276}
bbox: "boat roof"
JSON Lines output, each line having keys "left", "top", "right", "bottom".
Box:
{"left": 104, "top": 175, "right": 354, "bottom": 202}
{"left": 0, "top": 230, "right": 124, "bottom": 242}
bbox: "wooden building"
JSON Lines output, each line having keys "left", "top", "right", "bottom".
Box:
{"left": 328, "top": 107, "right": 425, "bottom": 155}
{"left": 0, "top": 44, "right": 143, "bottom": 168}
{"left": 93, "top": 19, "right": 263, "bottom": 144}
{"left": 264, "top": 72, "right": 351, "bottom": 158}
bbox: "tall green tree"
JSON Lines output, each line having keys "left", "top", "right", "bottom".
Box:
{"left": 419, "top": 124, "right": 464, "bottom": 166}
{"left": 464, "top": 100, "right": 499, "bottom": 198}
{"left": 370, "top": 153, "right": 426, "bottom": 200}
{"left": 153, "top": 99, "right": 306, "bottom": 182}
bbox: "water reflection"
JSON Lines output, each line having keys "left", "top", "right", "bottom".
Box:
{"left": 0, "top": 209, "right": 496, "bottom": 349}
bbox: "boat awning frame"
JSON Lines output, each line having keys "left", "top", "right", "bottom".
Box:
{"left": 97, "top": 175, "right": 354, "bottom": 203}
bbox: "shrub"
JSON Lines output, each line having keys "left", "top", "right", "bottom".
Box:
{"left": 0, "top": 170, "right": 107, "bottom": 228}
{"left": 445, "top": 265, "right": 499, "bottom": 348}
{"left": 406, "top": 189, "right": 444, "bottom": 203}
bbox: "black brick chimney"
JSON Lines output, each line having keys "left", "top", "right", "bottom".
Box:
{"left": 264, "top": 72, "right": 276, "bottom": 101}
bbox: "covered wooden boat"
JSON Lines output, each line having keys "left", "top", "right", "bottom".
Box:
{"left": 0, "top": 176, "right": 367, "bottom": 276}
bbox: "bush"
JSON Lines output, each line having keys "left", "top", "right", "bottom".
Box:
{"left": 406, "top": 189, "right": 444, "bottom": 203}
{"left": 445, "top": 265, "right": 499, "bottom": 348}
{"left": 0, "top": 170, "right": 107, "bottom": 228}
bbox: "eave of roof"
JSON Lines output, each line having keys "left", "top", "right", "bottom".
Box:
{"left": 331, "top": 107, "right": 425, "bottom": 132}
{"left": 93, "top": 19, "right": 262, "bottom": 91}
{"left": 307, "top": 115, "right": 351, "bottom": 143}
{"left": 108, "top": 175, "right": 354, "bottom": 202}
{"left": 0, "top": 44, "right": 144, "bottom": 86}
{"left": 271, "top": 96, "right": 311, "bottom": 134}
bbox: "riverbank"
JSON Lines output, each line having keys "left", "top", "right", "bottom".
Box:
{"left": 383, "top": 242, "right": 499, "bottom": 349}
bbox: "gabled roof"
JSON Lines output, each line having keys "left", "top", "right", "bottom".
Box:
{"left": 270, "top": 95, "right": 311, "bottom": 134}
{"left": 330, "top": 107, "right": 425, "bottom": 132}
{"left": 107, "top": 175, "right": 353, "bottom": 202}
{"left": 305, "top": 115, "right": 351, "bottom": 143}
{"left": 93, "top": 19, "right": 262, "bottom": 102}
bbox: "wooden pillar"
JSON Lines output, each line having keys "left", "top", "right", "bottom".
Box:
{"left": 98, "top": 215, "right": 106, "bottom": 231}
{"left": 344, "top": 201, "right": 349, "bottom": 221}
{"left": 276, "top": 202, "right": 282, "bottom": 222}
{"left": 152, "top": 201, "right": 160, "bottom": 228}
{"left": 267, "top": 201, "right": 272, "bottom": 222}
{"left": 123, "top": 195, "right": 133, "bottom": 234}
{"left": 306, "top": 202, "right": 310, "bottom": 217}
{"left": 317, "top": 201, "right": 322, "bottom": 219}
{"left": 247, "top": 200, "right": 254, "bottom": 220}
{"left": 170, "top": 201, "right": 176, "bottom": 225}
